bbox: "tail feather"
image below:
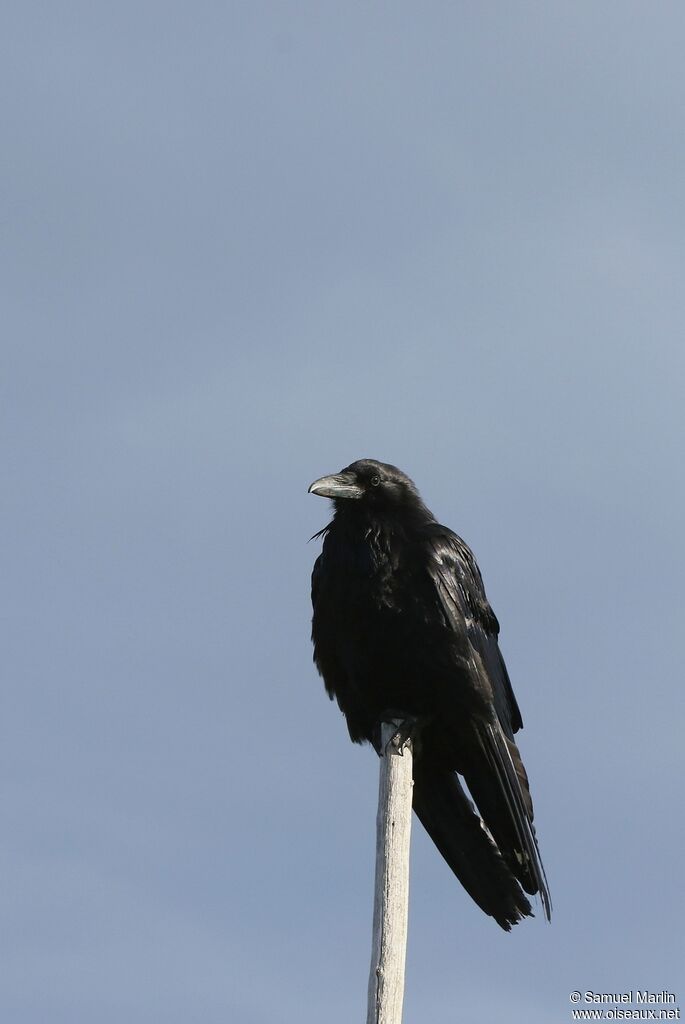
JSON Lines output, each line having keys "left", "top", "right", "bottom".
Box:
{"left": 465, "top": 722, "right": 552, "bottom": 920}
{"left": 412, "top": 766, "right": 533, "bottom": 930}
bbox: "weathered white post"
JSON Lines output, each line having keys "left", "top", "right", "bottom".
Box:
{"left": 366, "top": 720, "right": 414, "bottom": 1024}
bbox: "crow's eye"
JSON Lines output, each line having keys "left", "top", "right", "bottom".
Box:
{"left": 370, "top": 475, "right": 381, "bottom": 487}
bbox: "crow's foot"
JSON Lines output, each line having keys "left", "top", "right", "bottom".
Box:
{"left": 373, "top": 713, "right": 422, "bottom": 757}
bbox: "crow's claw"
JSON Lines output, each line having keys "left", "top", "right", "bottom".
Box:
{"left": 373, "top": 712, "right": 422, "bottom": 756}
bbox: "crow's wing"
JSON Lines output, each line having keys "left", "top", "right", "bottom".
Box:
{"left": 423, "top": 527, "right": 551, "bottom": 919}
{"left": 426, "top": 528, "right": 522, "bottom": 737}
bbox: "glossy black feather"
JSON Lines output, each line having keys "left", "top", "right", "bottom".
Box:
{"left": 310, "top": 458, "right": 551, "bottom": 928}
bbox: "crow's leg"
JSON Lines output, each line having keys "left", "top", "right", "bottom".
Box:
{"left": 372, "top": 712, "right": 424, "bottom": 757}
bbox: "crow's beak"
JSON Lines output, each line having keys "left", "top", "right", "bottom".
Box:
{"left": 308, "top": 472, "right": 363, "bottom": 500}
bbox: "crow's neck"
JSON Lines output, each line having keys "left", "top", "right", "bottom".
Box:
{"left": 333, "top": 501, "right": 434, "bottom": 546}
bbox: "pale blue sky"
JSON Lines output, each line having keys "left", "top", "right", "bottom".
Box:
{"left": 2, "top": 3, "right": 684, "bottom": 1022}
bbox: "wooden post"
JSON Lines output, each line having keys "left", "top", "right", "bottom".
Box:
{"left": 366, "top": 720, "right": 414, "bottom": 1024}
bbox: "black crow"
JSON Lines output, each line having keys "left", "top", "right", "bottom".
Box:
{"left": 309, "top": 458, "right": 551, "bottom": 930}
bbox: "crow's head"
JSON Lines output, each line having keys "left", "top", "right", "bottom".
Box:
{"left": 308, "top": 459, "right": 425, "bottom": 514}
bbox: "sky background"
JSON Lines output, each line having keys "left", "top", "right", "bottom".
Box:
{"left": 2, "top": 3, "right": 684, "bottom": 1022}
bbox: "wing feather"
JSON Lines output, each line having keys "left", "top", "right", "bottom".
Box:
{"left": 424, "top": 528, "right": 551, "bottom": 919}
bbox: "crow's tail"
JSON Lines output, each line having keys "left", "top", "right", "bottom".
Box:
{"left": 412, "top": 764, "right": 534, "bottom": 930}
{"left": 463, "top": 722, "right": 552, "bottom": 921}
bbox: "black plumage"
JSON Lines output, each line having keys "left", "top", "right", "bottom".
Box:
{"left": 309, "top": 458, "right": 550, "bottom": 930}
